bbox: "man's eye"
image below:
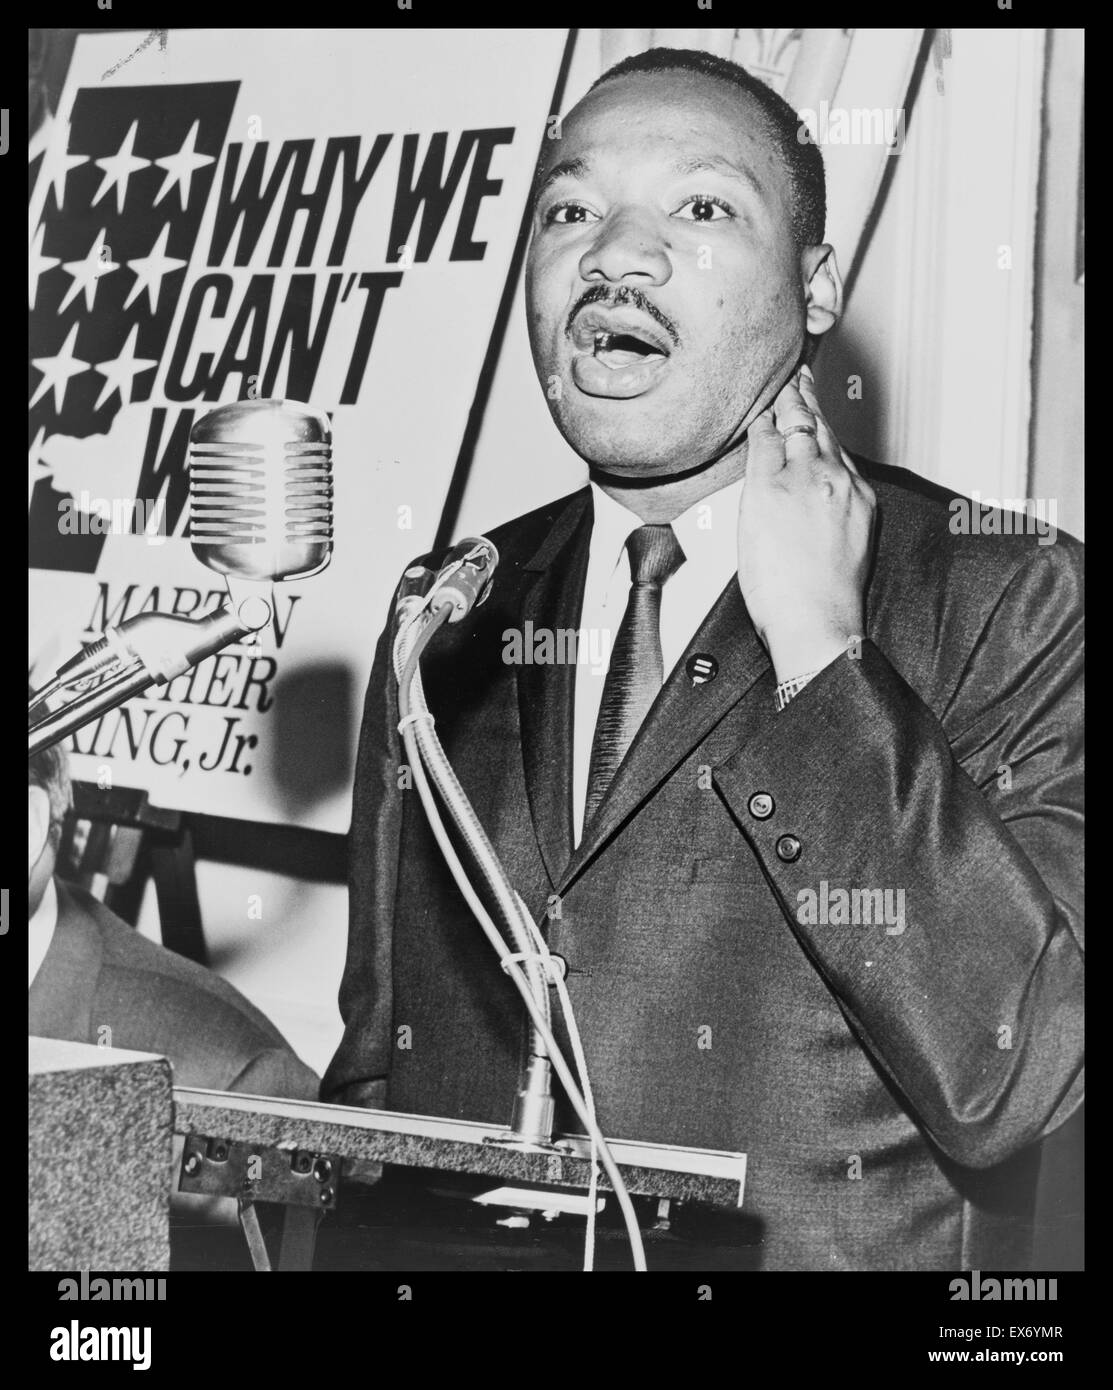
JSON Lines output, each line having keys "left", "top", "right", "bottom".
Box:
{"left": 674, "top": 196, "right": 734, "bottom": 223}
{"left": 544, "top": 202, "right": 599, "bottom": 225}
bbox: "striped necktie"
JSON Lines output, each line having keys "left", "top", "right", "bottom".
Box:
{"left": 584, "top": 523, "right": 686, "bottom": 823}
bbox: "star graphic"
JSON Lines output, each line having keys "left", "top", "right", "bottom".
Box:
{"left": 33, "top": 105, "right": 89, "bottom": 212}
{"left": 92, "top": 324, "right": 159, "bottom": 411}
{"left": 59, "top": 229, "right": 120, "bottom": 314}
{"left": 92, "top": 121, "right": 151, "bottom": 215}
{"left": 153, "top": 121, "right": 215, "bottom": 210}
{"left": 30, "top": 322, "right": 91, "bottom": 412}
{"left": 29, "top": 223, "right": 61, "bottom": 310}
{"left": 28, "top": 425, "right": 50, "bottom": 510}
{"left": 124, "top": 224, "right": 187, "bottom": 314}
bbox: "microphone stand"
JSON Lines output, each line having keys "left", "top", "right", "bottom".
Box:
{"left": 28, "top": 580, "right": 273, "bottom": 758}
{"left": 394, "top": 568, "right": 653, "bottom": 1269}
{"left": 394, "top": 549, "right": 561, "bottom": 1153}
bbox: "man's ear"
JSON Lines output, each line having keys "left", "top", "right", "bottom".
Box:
{"left": 29, "top": 785, "right": 51, "bottom": 878}
{"left": 802, "top": 244, "right": 843, "bottom": 337}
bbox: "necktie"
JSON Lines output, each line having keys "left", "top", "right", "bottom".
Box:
{"left": 584, "top": 523, "right": 686, "bottom": 823}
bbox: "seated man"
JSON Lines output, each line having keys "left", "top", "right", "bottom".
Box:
{"left": 28, "top": 739, "right": 319, "bottom": 1102}
{"left": 29, "top": 735, "right": 320, "bottom": 1239}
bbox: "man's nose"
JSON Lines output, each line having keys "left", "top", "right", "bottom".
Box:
{"left": 578, "top": 208, "right": 671, "bottom": 286}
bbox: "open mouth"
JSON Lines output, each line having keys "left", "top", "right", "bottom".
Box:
{"left": 569, "top": 310, "right": 674, "bottom": 399}
{"left": 592, "top": 330, "right": 669, "bottom": 370}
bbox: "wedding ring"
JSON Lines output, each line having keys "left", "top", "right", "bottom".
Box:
{"left": 781, "top": 425, "right": 818, "bottom": 440}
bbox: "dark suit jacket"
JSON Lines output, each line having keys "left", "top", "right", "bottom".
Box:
{"left": 30, "top": 880, "right": 319, "bottom": 1101}
{"left": 324, "top": 461, "right": 1084, "bottom": 1271}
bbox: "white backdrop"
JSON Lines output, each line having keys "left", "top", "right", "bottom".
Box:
{"left": 29, "top": 27, "right": 569, "bottom": 833}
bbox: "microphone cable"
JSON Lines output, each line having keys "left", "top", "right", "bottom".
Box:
{"left": 393, "top": 600, "right": 647, "bottom": 1272}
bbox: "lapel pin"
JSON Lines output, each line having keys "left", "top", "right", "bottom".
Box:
{"left": 685, "top": 653, "right": 718, "bottom": 685}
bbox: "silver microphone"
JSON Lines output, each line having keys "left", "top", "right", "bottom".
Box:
{"left": 427, "top": 537, "right": 499, "bottom": 623}
{"left": 395, "top": 538, "right": 499, "bottom": 628}
{"left": 29, "top": 398, "right": 334, "bottom": 757}
{"left": 189, "top": 398, "right": 333, "bottom": 583}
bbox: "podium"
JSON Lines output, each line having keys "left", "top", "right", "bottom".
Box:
{"left": 31, "top": 1037, "right": 747, "bottom": 1272}
{"left": 30, "top": 1037, "right": 172, "bottom": 1271}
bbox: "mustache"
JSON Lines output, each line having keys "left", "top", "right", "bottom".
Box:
{"left": 564, "top": 284, "right": 681, "bottom": 348}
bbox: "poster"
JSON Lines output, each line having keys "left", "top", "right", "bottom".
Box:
{"left": 29, "top": 27, "right": 568, "bottom": 831}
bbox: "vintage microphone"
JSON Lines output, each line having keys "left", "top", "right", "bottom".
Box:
{"left": 29, "top": 399, "right": 333, "bottom": 757}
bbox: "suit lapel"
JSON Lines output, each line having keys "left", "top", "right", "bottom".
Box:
{"left": 515, "top": 491, "right": 593, "bottom": 889}
{"left": 558, "top": 577, "right": 772, "bottom": 895}
{"left": 28, "top": 879, "right": 104, "bottom": 1044}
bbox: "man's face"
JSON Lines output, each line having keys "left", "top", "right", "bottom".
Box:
{"left": 526, "top": 71, "right": 813, "bottom": 477}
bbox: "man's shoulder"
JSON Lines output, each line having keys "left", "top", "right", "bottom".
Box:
{"left": 67, "top": 887, "right": 261, "bottom": 1012}
{"left": 484, "top": 487, "right": 592, "bottom": 546}
{"left": 412, "top": 488, "right": 591, "bottom": 577}
{"left": 57, "top": 883, "right": 317, "bottom": 1096}
{"left": 855, "top": 455, "right": 1082, "bottom": 597}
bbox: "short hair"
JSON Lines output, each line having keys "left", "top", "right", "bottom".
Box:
{"left": 28, "top": 694, "right": 71, "bottom": 851}
{"left": 588, "top": 46, "right": 826, "bottom": 250}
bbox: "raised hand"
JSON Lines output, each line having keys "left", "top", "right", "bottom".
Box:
{"left": 737, "top": 365, "right": 876, "bottom": 684}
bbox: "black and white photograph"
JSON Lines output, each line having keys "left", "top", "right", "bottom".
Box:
{"left": 26, "top": 16, "right": 1083, "bottom": 1352}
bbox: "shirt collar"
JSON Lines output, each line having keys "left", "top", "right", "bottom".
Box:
{"left": 588, "top": 473, "right": 745, "bottom": 583}
{"left": 588, "top": 477, "right": 644, "bottom": 581}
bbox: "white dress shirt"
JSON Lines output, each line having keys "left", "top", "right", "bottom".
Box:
{"left": 572, "top": 476, "right": 745, "bottom": 845}
{"left": 28, "top": 876, "right": 58, "bottom": 989}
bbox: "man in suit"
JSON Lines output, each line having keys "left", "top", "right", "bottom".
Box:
{"left": 324, "top": 48, "right": 1083, "bottom": 1270}
{"left": 29, "top": 739, "right": 319, "bottom": 1104}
